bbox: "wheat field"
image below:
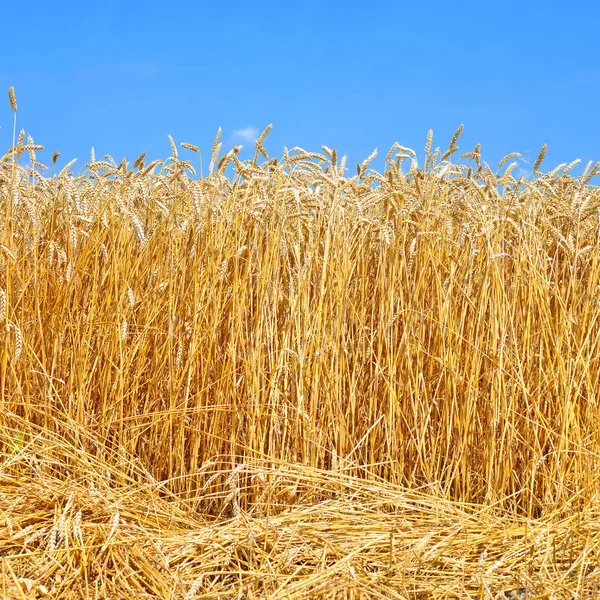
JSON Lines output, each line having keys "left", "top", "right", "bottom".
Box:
{"left": 2, "top": 87, "right": 600, "bottom": 598}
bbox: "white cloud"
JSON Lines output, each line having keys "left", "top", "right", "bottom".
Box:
{"left": 232, "top": 126, "right": 259, "bottom": 143}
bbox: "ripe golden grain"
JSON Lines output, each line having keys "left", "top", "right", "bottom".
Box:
{"left": 449, "top": 123, "right": 464, "bottom": 148}
{"left": 209, "top": 128, "right": 221, "bottom": 174}
{"left": 1, "top": 104, "right": 600, "bottom": 598}
{"left": 533, "top": 142, "right": 547, "bottom": 172}
{"left": 8, "top": 86, "right": 17, "bottom": 111}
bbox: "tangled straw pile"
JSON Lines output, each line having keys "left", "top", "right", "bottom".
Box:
{"left": 2, "top": 87, "right": 600, "bottom": 597}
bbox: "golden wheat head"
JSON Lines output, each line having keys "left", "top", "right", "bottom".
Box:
{"left": 8, "top": 86, "right": 17, "bottom": 112}
{"left": 533, "top": 143, "right": 547, "bottom": 173}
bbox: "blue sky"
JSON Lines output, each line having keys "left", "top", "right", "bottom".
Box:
{"left": 2, "top": 0, "right": 599, "bottom": 179}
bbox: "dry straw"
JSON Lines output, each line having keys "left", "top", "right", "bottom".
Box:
{"left": 1, "top": 105, "right": 600, "bottom": 597}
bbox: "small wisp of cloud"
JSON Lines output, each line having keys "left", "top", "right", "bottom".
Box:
{"left": 232, "top": 126, "right": 259, "bottom": 144}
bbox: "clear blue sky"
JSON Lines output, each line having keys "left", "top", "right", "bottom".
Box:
{"left": 2, "top": 0, "right": 599, "bottom": 179}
